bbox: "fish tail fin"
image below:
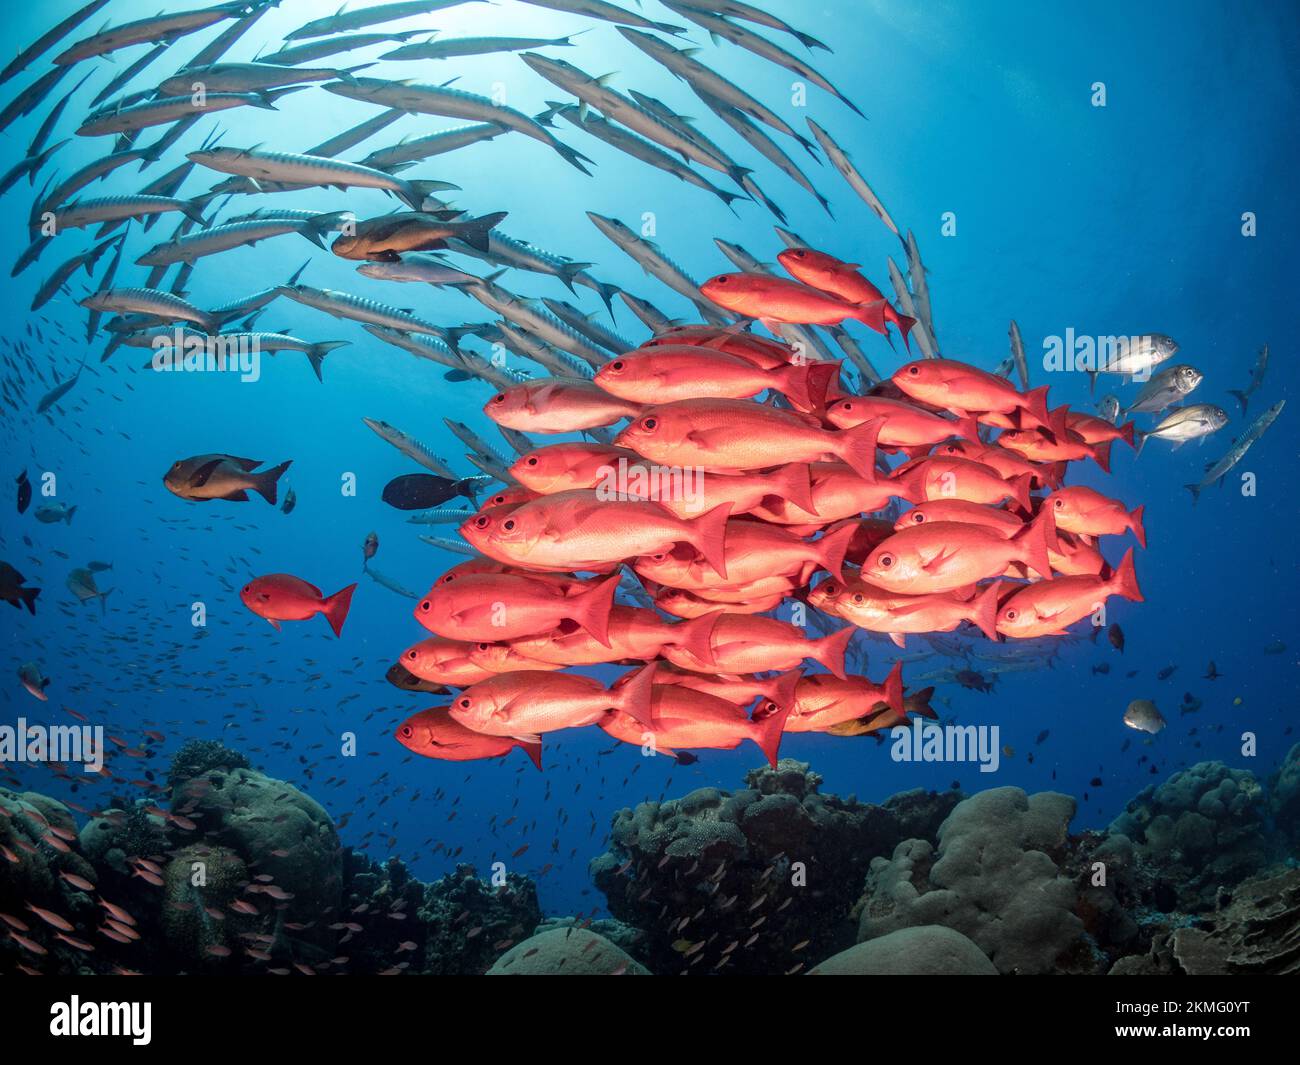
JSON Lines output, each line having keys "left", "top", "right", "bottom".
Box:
{"left": 335, "top": 63, "right": 375, "bottom": 85}
{"left": 1111, "top": 548, "right": 1143, "bottom": 603}
{"left": 1015, "top": 504, "right": 1055, "bottom": 580}
{"left": 1022, "top": 385, "right": 1051, "bottom": 431}
{"left": 614, "top": 661, "right": 658, "bottom": 728}
{"left": 852, "top": 299, "right": 888, "bottom": 335}
{"left": 64, "top": 505, "right": 76, "bottom": 525}
{"left": 774, "top": 360, "right": 815, "bottom": 411}
{"left": 1009, "top": 472, "right": 1033, "bottom": 514}
{"left": 1118, "top": 420, "right": 1138, "bottom": 451}
{"left": 687, "top": 501, "right": 732, "bottom": 580}
{"left": 770, "top": 667, "right": 802, "bottom": 712}
{"left": 20, "top": 587, "right": 39, "bottom": 615}
{"left": 772, "top": 461, "right": 817, "bottom": 517}
{"left": 673, "top": 611, "right": 719, "bottom": 668}
{"left": 572, "top": 572, "right": 620, "bottom": 647}
{"left": 1090, "top": 439, "right": 1113, "bottom": 473}
{"left": 322, "top": 583, "right": 357, "bottom": 638}
{"left": 516, "top": 739, "right": 543, "bottom": 771}
{"left": 836, "top": 416, "right": 882, "bottom": 483}
{"left": 751, "top": 699, "right": 791, "bottom": 768}
{"left": 555, "top": 140, "right": 594, "bottom": 175}
{"left": 1134, "top": 428, "right": 1148, "bottom": 457}
{"left": 815, "top": 625, "right": 856, "bottom": 680}
{"left": 252, "top": 459, "right": 292, "bottom": 505}
{"left": 894, "top": 313, "right": 917, "bottom": 350}
{"left": 181, "top": 199, "right": 207, "bottom": 225}
{"left": 880, "top": 659, "right": 905, "bottom": 716}
{"left": 307, "top": 341, "right": 347, "bottom": 382}
{"left": 1184, "top": 482, "right": 1201, "bottom": 505}
{"left": 816, "top": 520, "right": 858, "bottom": 583}
{"left": 1228, "top": 389, "right": 1248, "bottom": 416}
{"left": 968, "top": 582, "right": 1002, "bottom": 642}
{"left": 397, "top": 178, "right": 460, "bottom": 210}
{"left": 458, "top": 210, "right": 508, "bottom": 253}
{"left": 1039, "top": 460, "right": 1068, "bottom": 489}
{"left": 1128, "top": 503, "right": 1147, "bottom": 549}
{"left": 805, "top": 359, "right": 841, "bottom": 410}
{"left": 906, "top": 685, "right": 938, "bottom": 720}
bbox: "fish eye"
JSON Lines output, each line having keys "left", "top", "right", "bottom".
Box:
{"left": 473, "top": 516, "right": 490, "bottom": 529}
{"left": 878, "top": 554, "right": 894, "bottom": 568}
{"left": 476, "top": 643, "right": 490, "bottom": 652}
{"left": 491, "top": 393, "right": 506, "bottom": 404}
{"left": 650, "top": 552, "right": 667, "bottom": 562}
{"left": 640, "top": 416, "right": 658, "bottom": 432}
{"left": 792, "top": 250, "right": 806, "bottom": 259}
{"left": 457, "top": 697, "right": 471, "bottom": 710}
{"left": 503, "top": 519, "right": 516, "bottom": 531}
{"left": 399, "top": 726, "right": 413, "bottom": 739}
{"left": 419, "top": 600, "right": 431, "bottom": 612}
{"left": 406, "top": 650, "right": 417, "bottom": 660}
{"left": 610, "top": 360, "right": 624, "bottom": 371}
{"left": 1053, "top": 498, "right": 1064, "bottom": 509}
{"left": 839, "top": 401, "right": 853, "bottom": 411}
{"left": 1005, "top": 609, "right": 1018, "bottom": 621}
{"left": 822, "top": 582, "right": 837, "bottom": 595}
{"left": 907, "top": 365, "right": 920, "bottom": 376}
{"left": 911, "top": 512, "right": 926, "bottom": 523}
{"left": 526, "top": 457, "right": 539, "bottom": 466}
{"left": 852, "top": 593, "right": 865, "bottom": 604}
{"left": 714, "top": 276, "right": 729, "bottom": 284}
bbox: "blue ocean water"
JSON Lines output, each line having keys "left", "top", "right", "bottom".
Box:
{"left": 0, "top": 0, "right": 1296, "bottom": 926}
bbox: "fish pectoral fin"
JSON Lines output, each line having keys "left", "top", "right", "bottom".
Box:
{"left": 187, "top": 458, "right": 225, "bottom": 487}
{"left": 510, "top": 733, "right": 542, "bottom": 745}
{"left": 265, "top": 618, "right": 281, "bottom": 631}
{"left": 920, "top": 546, "right": 959, "bottom": 572}
{"left": 888, "top": 632, "right": 906, "bottom": 648}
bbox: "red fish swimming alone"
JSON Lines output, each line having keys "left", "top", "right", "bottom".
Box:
{"left": 239, "top": 574, "right": 357, "bottom": 636}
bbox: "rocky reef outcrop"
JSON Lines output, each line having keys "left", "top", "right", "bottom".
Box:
{"left": 589, "top": 758, "right": 960, "bottom": 974}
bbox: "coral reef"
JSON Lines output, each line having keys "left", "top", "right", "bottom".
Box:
{"left": 810, "top": 925, "right": 997, "bottom": 975}
{"left": 854, "top": 787, "right": 1091, "bottom": 974}
{"left": 487, "top": 927, "right": 649, "bottom": 975}
{"left": 589, "top": 759, "right": 960, "bottom": 974}
{"left": 1108, "top": 761, "right": 1271, "bottom": 912}
{"left": 1267, "top": 742, "right": 1300, "bottom": 849}
{"left": 166, "top": 738, "right": 249, "bottom": 793}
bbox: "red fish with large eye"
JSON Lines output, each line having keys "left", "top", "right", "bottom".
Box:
{"left": 396, "top": 708, "right": 542, "bottom": 769}
{"left": 614, "top": 399, "right": 882, "bottom": 483}
{"left": 776, "top": 247, "right": 916, "bottom": 346}
{"left": 891, "top": 358, "right": 1060, "bottom": 435}
{"left": 593, "top": 345, "right": 834, "bottom": 411}
{"left": 997, "top": 549, "right": 1143, "bottom": 639}
{"left": 484, "top": 379, "right": 642, "bottom": 434}
{"left": 414, "top": 570, "right": 620, "bottom": 644}
{"left": 239, "top": 573, "right": 356, "bottom": 636}
{"left": 860, "top": 508, "right": 1057, "bottom": 595}
{"left": 1043, "top": 485, "right": 1146, "bottom": 547}
{"left": 700, "top": 272, "right": 889, "bottom": 332}
{"left": 460, "top": 489, "right": 733, "bottom": 578}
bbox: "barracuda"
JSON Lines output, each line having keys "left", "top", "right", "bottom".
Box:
{"left": 187, "top": 145, "right": 455, "bottom": 209}
{"left": 136, "top": 216, "right": 338, "bottom": 266}
{"left": 277, "top": 284, "right": 447, "bottom": 337}
{"left": 363, "top": 417, "right": 458, "bottom": 478}
{"left": 51, "top": 195, "right": 205, "bottom": 232}
{"left": 54, "top": 1, "right": 253, "bottom": 66}
{"left": 80, "top": 286, "right": 218, "bottom": 332}
{"left": 323, "top": 77, "right": 593, "bottom": 173}
{"left": 358, "top": 122, "right": 508, "bottom": 169}
{"left": 463, "top": 275, "right": 610, "bottom": 368}
{"left": 78, "top": 88, "right": 303, "bottom": 137}
{"left": 586, "top": 211, "right": 731, "bottom": 325}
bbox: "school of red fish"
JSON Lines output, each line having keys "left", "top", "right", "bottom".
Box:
{"left": 372, "top": 249, "right": 1147, "bottom": 771}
